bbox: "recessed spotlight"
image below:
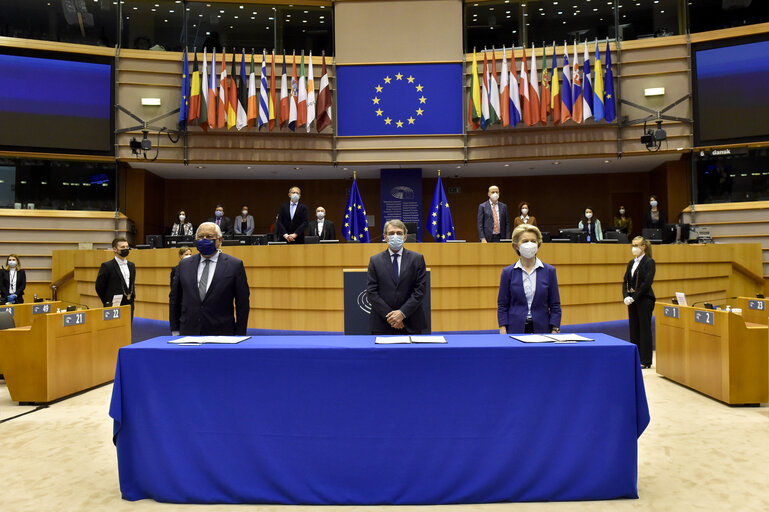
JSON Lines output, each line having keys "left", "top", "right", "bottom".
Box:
{"left": 604, "top": 160, "right": 610, "bottom": 164}
{"left": 294, "top": 167, "right": 302, "bottom": 170}
{"left": 197, "top": 166, "right": 205, "bottom": 169}
{"left": 552, "top": 161, "right": 560, "bottom": 165}
{"left": 504, "top": 164, "right": 510, "bottom": 167}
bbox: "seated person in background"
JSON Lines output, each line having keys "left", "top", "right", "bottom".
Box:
{"left": 309, "top": 206, "right": 336, "bottom": 240}
{"left": 170, "top": 209, "right": 194, "bottom": 236}
{"left": 613, "top": 205, "right": 632, "bottom": 235}
{"left": 234, "top": 205, "right": 255, "bottom": 236}
{"left": 578, "top": 207, "right": 603, "bottom": 242}
{"left": 0, "top": 254, "right": 27, "bottom": 304}
{"left": 208, "top": 204, "right": 233, "bottom": 237}
{"left": 169, "top": 246, "right": 192, "bottom": 288}
{"left": 643, "top": 195, "right": 666, "bottom": 230}
{"left": 513, "top": 201, "right": 537, "bottom": 227}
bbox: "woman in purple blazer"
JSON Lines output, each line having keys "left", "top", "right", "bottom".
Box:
{"left": 498, "top": 224, "right": 562, "bottom": 334}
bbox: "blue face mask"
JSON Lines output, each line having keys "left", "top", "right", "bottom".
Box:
{"left": 387, "top": 234, "right": 404, "bottom": 252}
{"left": 196, "top": 238, "right": 217, "bottom": 256}
{"left": 215, "top": 210, "right": 223, "bottom": 218}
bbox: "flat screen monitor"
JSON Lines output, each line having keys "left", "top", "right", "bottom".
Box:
{"left": 165, "top": 235, "right": 194, "bottom": 248}
{"left": 145, "top": 235, "right": 163, "bottom": 249}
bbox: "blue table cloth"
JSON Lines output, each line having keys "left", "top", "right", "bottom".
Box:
{"left": 109, "top": 334, "right": 650, "bottom": 505}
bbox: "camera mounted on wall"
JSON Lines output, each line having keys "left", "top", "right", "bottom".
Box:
{"left": 129, "top": 130, "right": 153, "bottom": 156}
{"left": 620, "top": 95, "right": 691, "bottom": 153}
{"left": 640, "top": 120, "right": 667, "bottom": 151}
{"left": 116, "top": 105, "right": 182, "bottom": 161}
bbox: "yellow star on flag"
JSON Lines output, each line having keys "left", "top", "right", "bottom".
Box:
{"left": 416, "top": 84, "right": 424, "bottom": 92}
{"left": 407, "top": 117, "right": 415, "bottom": 124}
{"left": 375, "top": 85, "right": 383, "bottom": 92}
{"left": 396, "top": 120, "right": 403, "bottom": 128}
{"left": 407, "top": 75, "right": 415, "bottom": 83}
{"left": 375, "top": 109, "right": 383, "bottom": 116}
{"left": 383, "top": 76, "right": 391, "bottom": 84}
{"left": 384, "top": 117, "right": 392, "bottom": 125}
{"left": 432, "top": 212, "right": 437, "bottom": 217}
{"left": 416, "top": 108, "right": 424, "bottom": 116}
{"left": 419, "top": 96, "right": 427, "bottom": 104}
{"left": 395, "top": 72, "right": 403, "bottom": 80}
{"left": 372, "top": 97, "right": 380, "bottom": 105}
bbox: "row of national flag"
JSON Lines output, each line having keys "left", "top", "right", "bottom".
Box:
{"left": 468, "top": 39, "right": 616, "bottom": 130}
{"left": 343, "top": 173, "right": 455, "bottom": 243}
{"left": 179, "top": 48, "right": 333, "bottom": 133}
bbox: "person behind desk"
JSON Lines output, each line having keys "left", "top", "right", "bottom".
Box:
{"left": 1, "top": 254, "right": 26, "bottom": 304}
{"left": 477, "top": 185, "right": 510, "bottom": 243}
{"left": 169, "top": 246, "right": 192, "bottom": 288}
{"left": 169, "top": 222, "right": 250, "bottom": 335}
{"left": 366, "top": 219, "right": 428, "bottom": 335}
{"left": 171, "top": 209, "right": 194, "bottom": 236}
{"left": 513, "top": 201, "right": 537, "bottom": 228}
{"left": 95, "top": 238, "right": 135, "bottom": 319}
{"left": 623, "top": 236, "right": 655, "bottom": 369}
{"left": 309, "top": 206, "right": 336, "bottom": 240}
{"left": 643, "top": 195, "right": 666, "bottom": 230}
{"left": 498, "top": 224, "right": 561, "bottom": 334}
{"left": 578, "top": 207, "right": 603, "bottom": 242}
{"left": 276, "top": 186, "right": 309, "bottom": 244}
{"left": 207, "top": 204, "right": 233, "bottom": 237}
{"left": 234, "top": 205, "right": 255, "bottom": 236}
{"left": 613, "top": 205, "right": 632, "bottom": 235}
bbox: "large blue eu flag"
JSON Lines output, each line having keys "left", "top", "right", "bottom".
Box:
{"left": 426, "top": 175, "right": 456, "bottom": 242}
{"left": 336, "top": 63, "right": 463, "bottom": 136}
{"left": 343, "top": 178, "right": 371, "bottom": 243}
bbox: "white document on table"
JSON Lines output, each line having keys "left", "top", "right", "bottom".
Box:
{"left": 545, "top": 334, "right": 594, "bottom": 342}
{"left": 168, "top": 336, "right": 249, "bottom": 344}
{"left": 375, "top": 336, "right": 412, "bottom": 344}
{"left": 510, "top": 334, "right": 554, "bottom": 343}
{"left": 409, "top": 336, "right": 447, "bottom": 343}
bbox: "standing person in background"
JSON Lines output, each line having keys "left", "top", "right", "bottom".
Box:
{"left": 171, "top": 209, "right": 194, "bottom": 237}
{"left": 498, "top": 224, "right": 561, "bottom": 334}
{"left": 614, "top": 205, "right": 633, "bottom": 236}
{"left": 513, "top": 202, "right": 537, "bottom": 227}
{"left": 276, "top": 186, "right": 309, "bottom": 244}
{"left": 477, "top": 185, "right": 510, "bottom": 243}
{"left": 0, "top": 254, "right": 26, "bottom": 304}
{"left": 623, "top": 236, "right": 656, "bottom": 369}
{"left": 208, "top": 204, "right": 233, "bottom": 237}
{"left": 169, "top": 246, "right": 192, "bottom": 288}
{"left": 643, "top": 195, "right": 666, "bottom": 230}
{"left": 234, "top": 205, "right": 255, "bottom": 236}
{"left": 95, "top": 238, "right": 135, "bottom": 320}
{"left": 578, "top": 207, "right": 603, "bottom": 242}
{"left": 309, "top": 206, "right": 336, "bottom": 240}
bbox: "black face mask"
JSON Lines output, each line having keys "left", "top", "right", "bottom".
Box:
{"left": 118, "top": 249, "right": 130, "bottom": 258}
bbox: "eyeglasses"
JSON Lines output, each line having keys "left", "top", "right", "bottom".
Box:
{"left": 196, "top": 234, "right": 217, "bottom": 240}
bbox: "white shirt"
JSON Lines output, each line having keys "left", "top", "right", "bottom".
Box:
{"left": 489, "top": 200, "right": 500, "bottom": 234}
{"left": 388, "top": 247, "right": 404, "bottom": 276}
{"left": 8, "top": 268, "right": 16, "bottom": 294}
{"left": 631, "top": 253, "right": 645, "bottom": 276}
{"left": 514, "top": 258, "right": 544, "bottom": 318}
{"left": 316, "top": 220, "right": 324, "bottom": 235}
{"left": 114, "top": 257, "right": 130, "bottom": 287}
{"left": 197, "top": 250, "right": 220, "bottom": 294}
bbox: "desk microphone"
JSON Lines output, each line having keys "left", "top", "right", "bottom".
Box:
{"left": 56, "top": 300, "right": 91, "bottom": 311}
{"left": 690, "top": 297, "right": 738, "bottom": 309}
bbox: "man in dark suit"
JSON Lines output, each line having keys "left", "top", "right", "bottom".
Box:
{"left": 207, "top": 204, "right": 233, "bottom": 237}
{"left": 366, "top": 219, "right": 428, "bottom": 335}
{"left": 95, "top": 237, "right": 136, "bottom": 320}
{"left": 477, "top": 185, "right": 511, "bottom": 242}
{"left": 169, "top": 222, "right": 250, "bottom": 335}
{"left": 308, "top": 205, "right": 336, "bottom": 240}
{"left": 276, "top": 186, "right": 309, "bottom": 244}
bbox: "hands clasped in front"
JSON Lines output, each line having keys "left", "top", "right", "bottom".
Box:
{"left": 623, "top": 296, "right": 634, "bottom": 306}
{"left": 386, "top": 310, "right": 405, "bottom": 329}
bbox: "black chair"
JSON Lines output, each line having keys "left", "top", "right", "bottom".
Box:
{"left": 305, "top": 235, "right": 320, "bottom": 244}
{"left": 145, "top": 234, "right": 163, "bottom": 248}
{"left": 0, "top": 311, "right": 15, "bottom": 330}
{"left": 253, "top": 234, "right": 271, "bottom": 246}
{"left": 559, "top": 229, "right": 588, "bottom": 243}
{"left": 604, "top": 231, "right": 629, "bottom": 244}
{"left": 406, "top": 233, "right": 417, "bottom": 243}
{"left": 541, "top": 231, "right": 552, "bottom": 243}
{"left": 404, "top": 222, "right": 417, "bottom": 235}
{"left": 642, "top": 228, "right": 663, "bottom": 243}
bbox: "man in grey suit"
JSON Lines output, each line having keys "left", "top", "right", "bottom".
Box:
{"left": 477, "top": 185, "right": 510, "bottom": 242}
{"left": 169, "top": 222, "right": 250, "bottom": 335}
{"left": 308, "top": 206, "right": 336, "bottom": 240}
{"left": 366, "top": 219, "right": 428, "bottom": 335}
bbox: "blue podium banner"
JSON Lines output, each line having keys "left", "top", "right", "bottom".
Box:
{"left": 336, "top": 63, "right": 463, "bottom": 136}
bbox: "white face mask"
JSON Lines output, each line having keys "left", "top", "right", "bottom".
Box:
{"left": 632, "top": 246, "right": 642, "bottom": 257}
{"left": 490, "top": 192, "right": 499, "bottom": 201}
{"left": 291, "top": 193, "right": 300, "bottom": 202}
{"left": 650, "top": 200, "right": 658, "bottom": 208}
{"left": 387, "top": 234, "right": 404, "bottom": 252}
{"left": 8, "top": 260, "right": 17, "bottom": 268}
{"left": 182, "top": 254, "right": 192, "bottom": 259}
{"left": 242, "top": 210, "right": 248, "bottom": 216}
{"left": 179, "top": 215, "right": 186, "bottom": 222}
{"left": 585, "top": 212, "right": 593, "bottom": 219}
{"left": 316, "top": 211, "right": 325, "bottom": 220}
{"left": 519, "top": 241, "right": 538, "bottom": 259}
{"left": 619, "top": 209, "right": 625, "bottom": 215}
{"left": 521, "top": 208, "right": 529, "bottom": 216}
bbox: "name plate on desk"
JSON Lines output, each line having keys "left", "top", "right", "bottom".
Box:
{"left": 63, "top": 312, "right": 86, "bottom": 326}
{"left": 747, "top": 299, "right": 766, "bottom": 311}
{"left": 0, "top": 306, "right": 14, "bottom": 316}
{"left": 103, "top": 308, "right": 121, "bottom": 320}
{"left": 694, "top": 310, "right": 715, "bottom": 325}
{"left": 663, "top": 306, "right": 679, "bottom": 319}
{"left": 32, "top": 303, "right": 51, "bottom": 314}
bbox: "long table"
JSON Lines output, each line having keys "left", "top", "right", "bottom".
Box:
{"left": 109, "top": 334, "right": 650, "bottom": 505}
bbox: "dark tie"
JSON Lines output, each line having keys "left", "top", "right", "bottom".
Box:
{"left": 199, "top": 259, "right": 210, "bottom": 301}
{"left": 216, "top": 218, "right": 221, "bottom": 226}
{"left": 392, "top": 253, "right": 399, "bottom": 281}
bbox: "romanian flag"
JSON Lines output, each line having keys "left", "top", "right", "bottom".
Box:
{"left": 468, "top": 50, "right": 481, "bottom": 130}
{"left": 572, "top": 42, "right": 583, "bottom": 124}
{"left": 208, "top": 48, "right": 217, "bottom": 129}
{"left": 551, "top": 43, "right": 561, "bottom": 126}
{"left": 188, "top": 49, "right": 201, "bottom": 124}
{"left": 279, "top": 52, "right": 289, "bottom": 128}
{"left": 593, "top": 40, "right": 605, "bottom": 122}
{"left": 540, "top": 43, "right": 551, "bottom": 125}
{"left": 561, "top": 45, "right": 572, "bottom": 124}
{"left": 582, "top": 41, "right": 594, "bottom": 121}
{"left": 297, "top": 51, "right": 307, "bottom": 128}
{"left": 227, "top": 50, "right": 238, "bottom": 130}
{"left": 269, "top": 50, "right": 277, "bottom": 131}
{"left": 509, "top": 46, "right": 521, "bottom": 127}
{"left": 306, "top": 51, "right": 316, "bottom": 132}
{"left": 316, "top": 52, "right": 332, "bottom": 132}
{"left": 480, "top": 49, "right": 489, "bottom": 130}
{"left": 500, "top": 46, "right": 510, "bottom": 127}
{"left": 488, "top": 48, "right": 501, "bottom": 126}
{"left": 528, "top": 43, "right": 540, "bottom": 126}
{"left": 520, "top": 44, "right": 531, "bottom": 126}
{"left": 217, "top": 48, "right": 227, "bottom": 129}
{"left": 288, "top": 51, "right": 298, "bottom": 132}
{"left": 604, "top": 39, "right": 616, "bottom": 123}
{"left": 247, "top": 51, "right": 257, "bottom": 128}
{"left": 199, "top": 47, "right": 209, "bottom": 131}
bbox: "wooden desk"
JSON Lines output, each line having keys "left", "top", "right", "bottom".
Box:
{"left": 655, "top": 302, "right": 768, "bottom": 405}
{"left": 0, "top": 301, "right": 61, "bottom": 327}
{"left": 0, "top": 306, "right": 131, "bottom": 403}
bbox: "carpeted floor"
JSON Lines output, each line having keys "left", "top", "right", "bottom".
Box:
{"left": 1, "top": 358, "right": 767, "bottom": 512}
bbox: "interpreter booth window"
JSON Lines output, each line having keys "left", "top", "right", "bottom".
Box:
{"left": 689, "top": 0, "right": 769, "bottom": 35}
{"left": 0, "top": 159, "right": 117, "bottom": 211}
{"left": 694, "top": 149, "right": 769, "bottom": 204}
{"left": 0, "top": 0, "right": 118, "bottom": 47}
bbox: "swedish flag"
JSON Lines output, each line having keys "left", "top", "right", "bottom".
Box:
{"left": 343, "top": 178, "right": 371, "bottom": 243}
{"left": 426, "top": 175, "right": 456, "bottom": 242}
